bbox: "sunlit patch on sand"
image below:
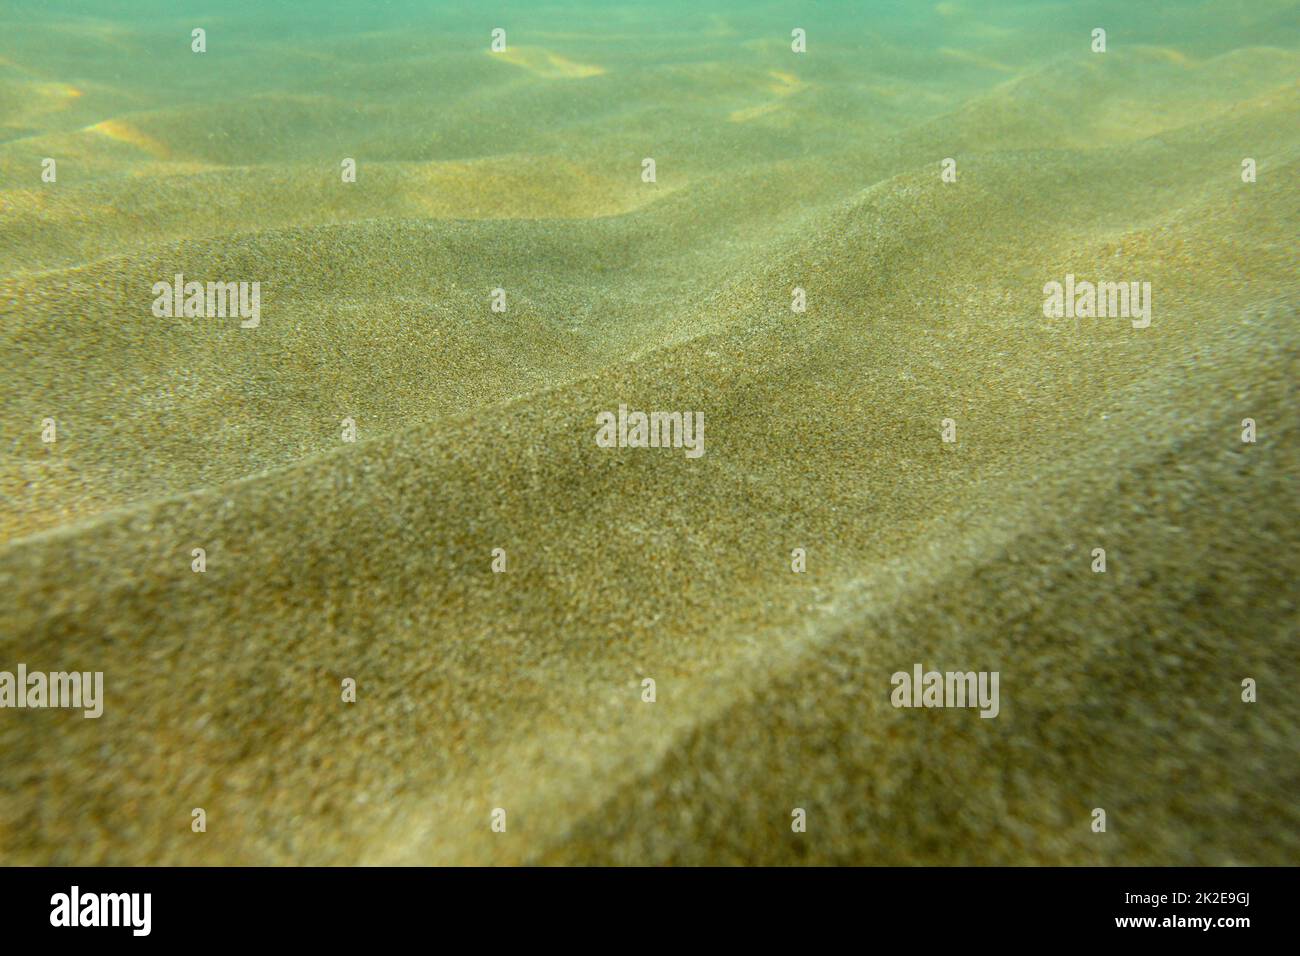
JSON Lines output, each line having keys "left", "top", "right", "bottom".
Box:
{"left": 30, "top": 81, "right": 84, "bottom": 114}
{"left": 0, "top": 78, "right": 85, "bottom": 127}
{"left": 729, "top": 70, "right": 805, "bottom": 123}
{"left": 1133, "top": 45, "right": 1198, "bottom": 67}
{"left": 399, "top": 157, "right": 666, "bottom": 219}
{"left": 84, "top": 118, "right": 173, "bottom": 159}
{"left": 765, "top": 71, "right": 802, "bottom": 95}
{"left": 492, "top": 46, "right": 605, "bottom": 79}
{"left": 728, "top": 101, "right": 782, "bottom": 123}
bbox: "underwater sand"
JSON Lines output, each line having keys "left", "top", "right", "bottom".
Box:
{"left": 1, "top": 1, "right": 1298, "bottom": 864}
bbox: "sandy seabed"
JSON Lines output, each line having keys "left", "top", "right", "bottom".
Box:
{"left": 1, "top": 2, "right": 1298, "bottom": 864}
